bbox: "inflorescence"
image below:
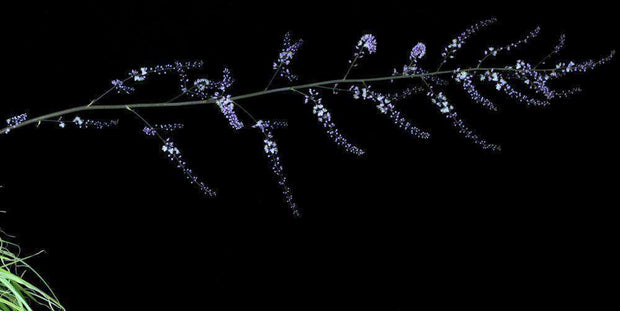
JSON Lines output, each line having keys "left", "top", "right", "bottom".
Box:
{"left": 454, "top": 70, "right": 498, "bottom": 111}
{"left": 439, "top": 17, "right": 498, "bottom": 68}
{"left": 403, "top": 42, "right": 427, "bottom": 75}
{"left": 191, "top": 68, "right": 245, "bottom": 130}
{"left": 143, "top": 123, "right": 184, "bottom": 136}
{"left": 347, "top": 34, "right": 377, "bottom": 74}
{"left": 350, "top": 85, "right": 430, "bottom": 139}
{"left": 69, "top": 116, "right": 118, "bottom": 129}
{"left": 272, "top": 32, "right": 304, "bottom": 82}
{"left": 253, "top": 120, "right": 301, "bottom": 218}
{"left": 302, "top": 89, "right": 365, "bottom": 156}
{"left": 478, "top": 26, "right": 541, "bottom": 66}
{"left": 130, "top": 61, "right": 205, "bottom": 84}
{"left": 4, "top": 114, "right": 28, "bottom": 133}
{"left": 41, "top": 116, "right": 119, "bottom": 129}
{"left": 158, "top": 137, "right": 217, "bottom": 197}
{"left": 354, "top": 34, "right": 378, "bottom": 60}
{"left": 1, "top": 18, "right": 614, "bottom": 217}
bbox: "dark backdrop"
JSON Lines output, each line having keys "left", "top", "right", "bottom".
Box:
{"left": 1, "top": 1, "right": 617, "bottom": 310}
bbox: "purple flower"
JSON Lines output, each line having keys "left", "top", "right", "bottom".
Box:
{"left": 440, "top": 17, "right": 497, "bottom": 67}
{"left": 303, "top": 89, "right": 365, "bottom": 156}
{"left": 410, "top": 42, "right": 426, "bottom": 61}
{"left": 453, "top": 71, "right": 498, "bottom": 111}
{"left": 160, "top": 138, "right": 216, "bottom": 197}
{"left": 552, "top": 34, "right": 566, "bottom": 55}
{"left": 5, "top": 113, "right": 27, "bottom": 127}
{"left": 272, "top": 32, "right": 304, "bottom": 82}
{"left": 128, "top": 60, "right": 204, "bottom": 93}
{"left": 190, "top": 67, "right": 234, "bottom": 99}
{"left": 215, "top": 95, "right": 244, "bottom": 130}
{"left": 142, "top": 123, "right": 184, "bottom": 136}
{"left": 478, "top": 26, "right": 541, "bottom": 66}
{"left": 358, "top": 34, "right": 377, "bottom": 54}
{"left": 350, "top": 86, "right": 430, "bottom": 139}
{"left": 111, "top": 79, "right": 135, "bottom": 94}
{"left": 253, "top": 120, "right": 301, "bottom": 218}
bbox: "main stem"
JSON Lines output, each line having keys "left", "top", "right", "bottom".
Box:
{"left": 0, "top": 66, "right": 557, "bottom": 134}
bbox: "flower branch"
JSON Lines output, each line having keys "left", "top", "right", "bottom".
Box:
{"left": 1, "top": 19, "right": 614, "bottom": 217}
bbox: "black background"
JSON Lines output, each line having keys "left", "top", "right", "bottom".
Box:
{"left": 1, "top": 1, "right": 617, "bottom": 310}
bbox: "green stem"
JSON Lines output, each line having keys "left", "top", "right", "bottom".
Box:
{"left": 87, "top": 76, "right": 133, "bottom": 107}
{"left": 332, "top": 54, "right": 360, "bottom": 91}
{"left": 0, "top": 66, "right": 559, "bottom": 135}
{"left": 265, "top": 62, "right": 283, "bottom": 91}
{"left": 477, "top": 53, "right": 493, "bottom": 69}
{"left": 342, "top": 55, "right": 360, "bottom": 81}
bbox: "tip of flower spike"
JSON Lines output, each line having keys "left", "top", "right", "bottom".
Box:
{"left": 358, "top": 34, "right": 377, "bottom": 55}
{"left": 272, "top": 32, "right": 304, "bottom": 83}
{"left": 410, "top": 42, "right": 427, "bottom": 60}
{"left": 252, "top": 120, "right": 289, "bottom": 130}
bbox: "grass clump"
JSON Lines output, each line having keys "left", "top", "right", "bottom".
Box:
{"left": 0, "top": 236, "right": 64, "bottom": 311}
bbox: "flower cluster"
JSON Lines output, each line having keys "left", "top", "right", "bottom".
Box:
{"left": 142, "top": 123, "right": 184, "bottom": 136}
{"left": 512, "top": 60, "right": 556, "bottom": 100}
{"left": 490, "top": 53, "right": 608, "bottom": 106}
{"left": 426, "top": 89, "right": 499, "bottom": 151}
{"left": 303, "top": 89, "right": 365, "bottom": 156}
{"left": 440, "top": 17, "right": 497, "bottom": 66}
{"left": 127, "top": 60, "right": 205, "bottom": 96}
{"left": 111, "top": 79, "right": 135, "bottom": 94}
{"left": 66, "top": 116, "right": 118, "bottom": 129}
{"left": 5, "top": 114, "right": 27, "bottom": 127}
{"left": 451, "top": 48, "right": 614, "bottom": 113}
{"left": 537, "top": 34, "right": 566, "bottom": 67}
{"left": 428, "top": 91, "right": 453, "bottom": 114}
{"left": 3, "top": 113, "right": 28, "bottom": 134}
{"left": 333, "top": 33, "right": 379, "bottom": 93}
{"left": 129, "top": 60, "right": 204, "bottom": 82}
{"left": 253, "top": 120, "right": 301, "bottom": 218}
{"left": 454, "top": 71, "right": 497, "bottom": 111}
{"left": 388, "top": 86, "right": 426, "bottom": 98}
{"left": 350, "top": 86, "right": 430, "bottom": 139}
{"left": 447, "top": 112, "right": 501, "bottom": 152}
{"left": 130, "top": 68, "right": 148, "bottom": 82}
{"left": 260, "top": 120, "right": 289, "bottom": 129}
{"left": 215, "top": 95, "right": 244, "bottom": 130}
{"left": 477, "top": 69, "right": 550, "bottom": 107}
{"left": 272, "top": 32, "right": 304, "bottom": 82}
{"left": 499, "top": 80, "right": 551, "bottom": 107}
{"left": 478, "top": 26, "right": 540, "bottom": 65}
{"left": 160, "top": 138, "right": 216, "bottom": 197}
{"left": 82, "top": 119, "right": 118, "bottom": 129}
{"left": 351, "top": 34, "right": 377, "bottom": 65}
{"left": 551, "top": 34, "right": 566, "bottom": 56}
{"left": 1, "top": 19, "right": 613, "bottom": 218}
{"left": 410, "top": 42, "right": 426, "bottom": 61}
{"left": 551, "top": 87, "right": 583, "bottom": 99}
{"left": 549, "top": 51, "right": 615, "bottom": 79}
{"left": 401, "top": 42, "right": 427, "bottom": 75}
{"left": 190, "top": 68, "right": 244, "bottom": 130}
{"left": 394, "top": 42, "right": 449, "bottom": 87}
{"left": 192, "top": 67, "right": 234, "bottom": 99}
